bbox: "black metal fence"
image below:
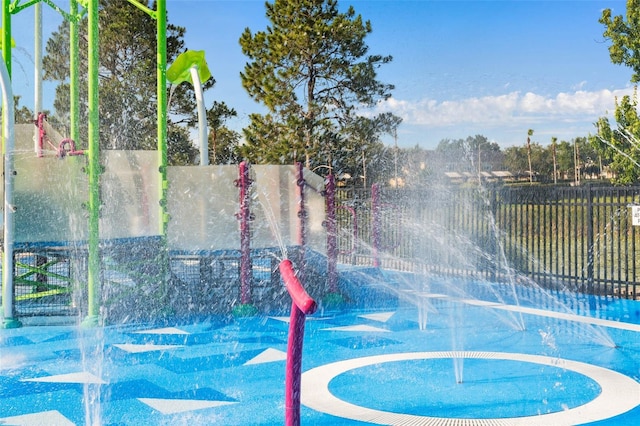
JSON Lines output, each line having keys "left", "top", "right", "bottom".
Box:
{"left": 335, "top": 184, "right": 640, "bottom": 300}
{"left": 11, "top": 183, "right": 640, "bottom": 320}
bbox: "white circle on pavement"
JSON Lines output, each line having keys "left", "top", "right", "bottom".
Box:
{"left": 301, "top": 351, "right": 640, "bottom": 426}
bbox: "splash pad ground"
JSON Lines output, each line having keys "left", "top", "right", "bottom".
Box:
{"left": 0, "top": 269, "right": 639, "bottom": 426}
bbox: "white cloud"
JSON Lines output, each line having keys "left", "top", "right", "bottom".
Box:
{"left": 373, "top": 88, "right": 634, "bottom": 129}
{"left": 572, "top": 81, "right": 588, "bottom": 91}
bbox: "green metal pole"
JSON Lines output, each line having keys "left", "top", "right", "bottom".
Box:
{"left": 157, "top": 0, "right": 167, "bottom": 236}
{"left": 83, "top": 0, "right": 100, "bottom": 326}
{"left": 34, "top": 1, "right": 42, "bottom": 118}
{"left": 70, "top": 0, "right": 79, "bottom": 142}
{"left": 2, "top": 0, "right": 11, "bottom": 76}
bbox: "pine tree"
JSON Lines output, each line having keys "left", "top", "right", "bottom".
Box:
{"left": 239, "top": 0, "right": 398, "bottom": 176}
{"left": 207, "top": 101, "right": 241, "bottom": 164}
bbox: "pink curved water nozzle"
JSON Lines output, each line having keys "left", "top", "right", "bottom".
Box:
{"left": 58, "top": 138, "right": 85, "bottom": 157}
{"left": 279, "top": 259, "right": 317, "bottom": 315}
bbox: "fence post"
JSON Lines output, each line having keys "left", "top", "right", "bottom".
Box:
{"left": 490, "top": 187, "right": 499, "bottom": 282}
{"left": 586, "top": 185, "right": 594, "bottom": 294}
{"left": 238, "top": 161, "right": 252, "bottom": 305}
{"left": 325, "top": 174, "right": 338, "bottom": 292}
{"left": 372, "top": 183, "right": 381, "bottom": 268}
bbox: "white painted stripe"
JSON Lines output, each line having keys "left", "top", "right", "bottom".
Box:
{"left": 244, "top": 348, "right": 287, "bottom": 365}
{"left": 138, "top": 398, "right": 236, "bottom": 415}
{"left": 21, "top": 371, "right": 106, "bottom": 384}
{"left": 0, "top": 410, "right": 75, "bottom": 426}
{"left": 409, "top": 291, "right": 640, "bottom": 332}
{"left": 493, "top": 303, "right": 640, "bottom": 332}
{"left": 113, "top": 343, "right": 183, "bottom": 353}
{"left": 359, "top": 312, "right": 395, "bottom": 323}
{"left": 322, "top": 325, "right": 390, "bottom": 333}
{"left": 132, "top": 327, "right": 190, "bottom": 335}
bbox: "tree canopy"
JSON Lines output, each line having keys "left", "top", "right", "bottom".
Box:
{"left": 42, "top": 0, "right": 237, "bottom": 165}
{"left": 600, "top": 0, "right": 640, "bottom": 83}
{"left": 239, "top": 0, "right": 398, "bottom": 176}
{"left": 592, "top": 92, "right": 640, "bottom": 184}
{"left": 435, "top": 135, "right": 503, "bottom": 173}
{"left": 14, "top": 96, "right": 36, "bottom": 124}
{"left": 594, "top": 0, "right": 640, "bottom": 183}
{"left": 207, "top": 101, "right": 241, "bottom": 164}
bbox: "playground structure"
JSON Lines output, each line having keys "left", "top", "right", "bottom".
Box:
{"left": 2, "top": 0, "right": 158, "bottom": 327}
{"left": 1, "top": 4, "right": 330, "bottom": 423}
{"left": 4, "top": 120, "right": 329, "bottom": 323}
{"left": 0, "top": 0, "right": 334, "bottom": 328}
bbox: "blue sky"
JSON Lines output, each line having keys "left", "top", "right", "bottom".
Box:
{"left": 8, "top": 0, "right": 636, "bottom": 149}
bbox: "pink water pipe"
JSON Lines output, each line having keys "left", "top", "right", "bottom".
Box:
{"left": 35, "top": 113, "right": 84, "bottom": 157}
{"left": 279, "top": 258, "right": 317, "bottom": 426}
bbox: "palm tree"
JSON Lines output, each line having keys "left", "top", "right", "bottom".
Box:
{"left": 551, "top": 136, "right": 558, "bottom": 184}
{"left": 527, "top": 129, "right": 534, "bottom": 183}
